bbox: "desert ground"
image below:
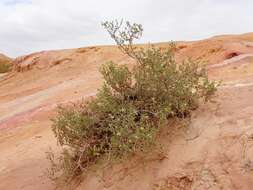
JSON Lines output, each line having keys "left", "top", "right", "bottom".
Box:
{"left": 1, "top": 33, "right": 253, "bottom": 189}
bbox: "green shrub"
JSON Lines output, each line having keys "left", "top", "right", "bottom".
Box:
{"left": 49, "top": 20, "right": 218, "bottom": 182}
{"left": 0, "top": 62, "right": 11, "bottom": 73}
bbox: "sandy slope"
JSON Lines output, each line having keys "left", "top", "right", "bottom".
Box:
{"left": 1, "top": 33, "right": 253, "bottom": 190}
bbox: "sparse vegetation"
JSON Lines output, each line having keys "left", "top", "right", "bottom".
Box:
{"left": 0, "top": 60, "right": 11, "bottom": 73}
{"left": 48, "top": 20, "right": 218, "bottom": 183}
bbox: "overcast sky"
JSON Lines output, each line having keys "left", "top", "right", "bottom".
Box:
{"left": 0, "top": 0, "right": 252, "bottom": 57}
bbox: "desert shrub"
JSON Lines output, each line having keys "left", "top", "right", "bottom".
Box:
{"left": 49, "top": 20, "right": 218, "bottom": 182}
{"left": 0, "top": 62, "right": 11, "bottom": 73}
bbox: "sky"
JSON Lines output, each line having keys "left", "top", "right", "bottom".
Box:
{"left": 0, "top": 0, "right": 252, "bottom": 57}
